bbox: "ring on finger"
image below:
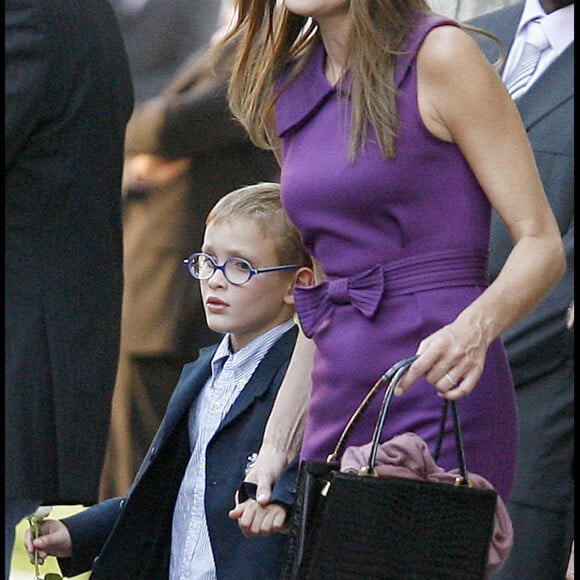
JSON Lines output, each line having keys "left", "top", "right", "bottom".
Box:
{"left": 445, "top": 372, "right": 459, "bottom": 387}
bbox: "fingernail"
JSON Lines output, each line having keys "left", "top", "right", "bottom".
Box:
{"left": 257, "top": 493, "right": 266, "bottom": 502}
{"left": 394, "top": 387, "right": 403, "bottom": 396}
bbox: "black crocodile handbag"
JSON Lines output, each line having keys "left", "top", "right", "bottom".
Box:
{"left": 283, "top": 356, "right": 498, "bottom": 580}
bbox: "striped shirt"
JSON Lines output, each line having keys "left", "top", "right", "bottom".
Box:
{"left": 170, "top": 319, "right": 295, "bottom": 580}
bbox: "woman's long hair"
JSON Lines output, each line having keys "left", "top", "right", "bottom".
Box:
{"left": 215, "top": 0, "right": 502, "bottom": 161}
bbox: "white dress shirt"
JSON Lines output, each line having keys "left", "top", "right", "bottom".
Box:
{"left": 502, "top": 0, "right": 574, "bottom": 95}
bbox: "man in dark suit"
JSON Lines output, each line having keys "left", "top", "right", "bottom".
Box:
{"left": 99, "top": 1, "right": 281, "bottom": 499}
{"left": 25, "top": 183, "right": 314, "bottom": 579}
{"left": 473, "top": 2, "right": 574, "bottom": 577}
{"left": 5, "top": 0, "right": 134, "bottom": 576}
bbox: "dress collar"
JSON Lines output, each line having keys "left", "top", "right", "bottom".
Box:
{"left": 275, "top": 12, "right": 452, "bottom": 139}
{"left": 275, "top": 42, "right": 337, "bottom": 138}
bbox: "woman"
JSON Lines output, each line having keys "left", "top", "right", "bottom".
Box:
{"left": 221, "top": 0, "right": 565, "bottom": 535}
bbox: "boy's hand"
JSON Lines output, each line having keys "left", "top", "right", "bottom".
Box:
{"left": 23, "top": 519, "right": 73, "bottom": 563}
{"left": 229, "top": 499, "right": 288, "bottom": 537}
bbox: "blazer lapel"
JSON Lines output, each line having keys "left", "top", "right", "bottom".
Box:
{"left": 514, "top": 43, "right": 574, "bottom": 129}
{"left": 155, "top": 345, "right": 217, "bottom": 442}
{"left": 474, "top": 6, "right": 574, "bottom": 132}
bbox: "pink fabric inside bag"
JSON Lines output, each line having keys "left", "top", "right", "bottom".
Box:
{"left": 340, "top": 432, "right": 513, "bottom": 573}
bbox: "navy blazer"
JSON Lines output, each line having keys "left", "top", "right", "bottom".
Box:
{"left": 59, "top": 327, "right": 299, "bottom": 579}
{"left": 475, "top": 3, "right": 574, "bottom": 386}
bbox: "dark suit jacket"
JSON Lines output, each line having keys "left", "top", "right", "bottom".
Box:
{"left": 475, "top": 3, "right": 574, "bottom": 386}
{"left": 59, "top": 327, "right": 299, "bottom": 579}
{"left": 5, "top": 0, "right": 134, "bottom": 504}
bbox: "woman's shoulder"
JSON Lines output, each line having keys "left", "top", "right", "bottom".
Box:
{"left": 396, "top": 12, "right": 464, "bottom": 86}
{"left": 418, "top": 23, "right": 488, "bottom": 74}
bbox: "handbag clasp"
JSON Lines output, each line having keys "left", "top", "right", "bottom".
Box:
{"left": 454, "top": 475, "right": 474, "bottom": 487}
{"left": 358, "top": 465, "right": 378, "bottom": 477}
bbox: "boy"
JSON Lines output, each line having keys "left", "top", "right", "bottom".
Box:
{"left": 24, "top": 182, "right": 313, "bottom": 579}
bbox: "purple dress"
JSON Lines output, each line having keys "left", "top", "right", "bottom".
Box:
{"left": 276, "top": 14, "right": 517, "bottom": 500}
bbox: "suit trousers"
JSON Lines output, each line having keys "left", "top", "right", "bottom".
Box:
{"left": 493, "top": 360, "right": 574, "bottom": 579}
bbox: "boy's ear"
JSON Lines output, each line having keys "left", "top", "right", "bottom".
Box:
{"left": 295, "top": 266, "right": 315, "bottom": 288}
{"left": 286, "top": 266, "right": 315, "bottom": 302}
{"left": 284, "top": 267, "right": 315, "bottom": 305}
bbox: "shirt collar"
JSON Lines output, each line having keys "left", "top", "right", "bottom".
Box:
{"left": 518, "top": 0, "right": 548, "bottom": 33}
{"left": 210, "top": 319, "right": 296, "bottom": 373}
{"left": 210, "top": 336, "right": 233, "bottom": 375}
{"left": 518, "top": 0, "right": 574, "bottom": 54}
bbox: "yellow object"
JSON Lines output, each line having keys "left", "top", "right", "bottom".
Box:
{"left": 10, "top": 506, "right": 90, "bottom": 580}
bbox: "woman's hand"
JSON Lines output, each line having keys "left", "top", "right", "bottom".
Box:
{"left": 23, "top": 519, "right": 73, "bottom": 563}
{"left": 396, "top": 315, "right": 491, "bottom": 400}
{"left": 229, "top": 445, "right": 290, "bottom": 536}
{"left": 241, "top": 445, "right": 289, "bottom": 504}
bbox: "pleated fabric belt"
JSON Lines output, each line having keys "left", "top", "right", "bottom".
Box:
{"left": 294, "top": 248, "right": 489, "bottom": 338}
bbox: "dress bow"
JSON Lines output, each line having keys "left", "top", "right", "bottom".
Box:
{"left": 294, "top": 264, "right": 384, "bottom": 338}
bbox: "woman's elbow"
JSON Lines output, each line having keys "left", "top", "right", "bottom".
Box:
{"left": 548, "top": 232, "right": 567, "bottom": 283}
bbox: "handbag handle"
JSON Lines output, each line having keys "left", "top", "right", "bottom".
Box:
{"left": 326, "top": 356, "right": 418, "bottom": 463}
{"left": 328, "top": 356, "right": 472, "bottom": 487}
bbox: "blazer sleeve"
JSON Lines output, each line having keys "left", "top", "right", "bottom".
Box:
{"left": 57, "top": 498, "right": 124, "bottom": 577}
{"left": 271, "top": 457, "right": 300, "bottom": 508}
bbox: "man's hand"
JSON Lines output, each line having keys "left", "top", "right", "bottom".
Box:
{"left": 123, "top": 154, "right": 191, "bottom": 196}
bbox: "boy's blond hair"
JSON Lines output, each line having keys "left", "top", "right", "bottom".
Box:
{"left": 207, "top": 182, "right": 312, "bottom": 268}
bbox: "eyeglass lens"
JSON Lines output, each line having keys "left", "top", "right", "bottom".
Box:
{"left": 192, "top": 254, "right": 253, "bottom": 285}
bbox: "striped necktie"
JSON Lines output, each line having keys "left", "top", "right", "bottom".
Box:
{"left": 506, "top": 19, "right": 549, "bottom": 99}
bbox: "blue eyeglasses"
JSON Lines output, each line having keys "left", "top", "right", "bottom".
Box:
{"left": 182, "top": 252, "right": 299, "bottom": 286}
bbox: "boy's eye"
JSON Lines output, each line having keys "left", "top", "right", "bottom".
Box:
{"left": 230, "top": 259, "right": 252, "bottom": 272}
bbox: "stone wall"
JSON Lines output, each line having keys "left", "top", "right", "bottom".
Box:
{"left": 431, "top": 0, "right": 520, "bottom": 20}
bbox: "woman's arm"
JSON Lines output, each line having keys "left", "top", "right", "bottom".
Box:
{"left": 397, "top": 25, "right": 565, "bottom": 398}
{"left": 228, "top": 325, "right": 314, "bottom": 536}
{"left": 251, "top": 329, "right": 314, "bottom": 501}
{"left": 247, "top": 258, "right": 323, "bottom": 503}
{"left": 229, "top": 261, "right": 321, "bottom": 536}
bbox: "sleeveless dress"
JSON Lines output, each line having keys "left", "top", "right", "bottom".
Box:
{"left": 275, "top": 13, "right": 517, "bottom": 501}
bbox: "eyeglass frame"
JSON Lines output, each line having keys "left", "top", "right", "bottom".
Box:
{"left": 182, "top": 251, "right": 300, "bottom": 286}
